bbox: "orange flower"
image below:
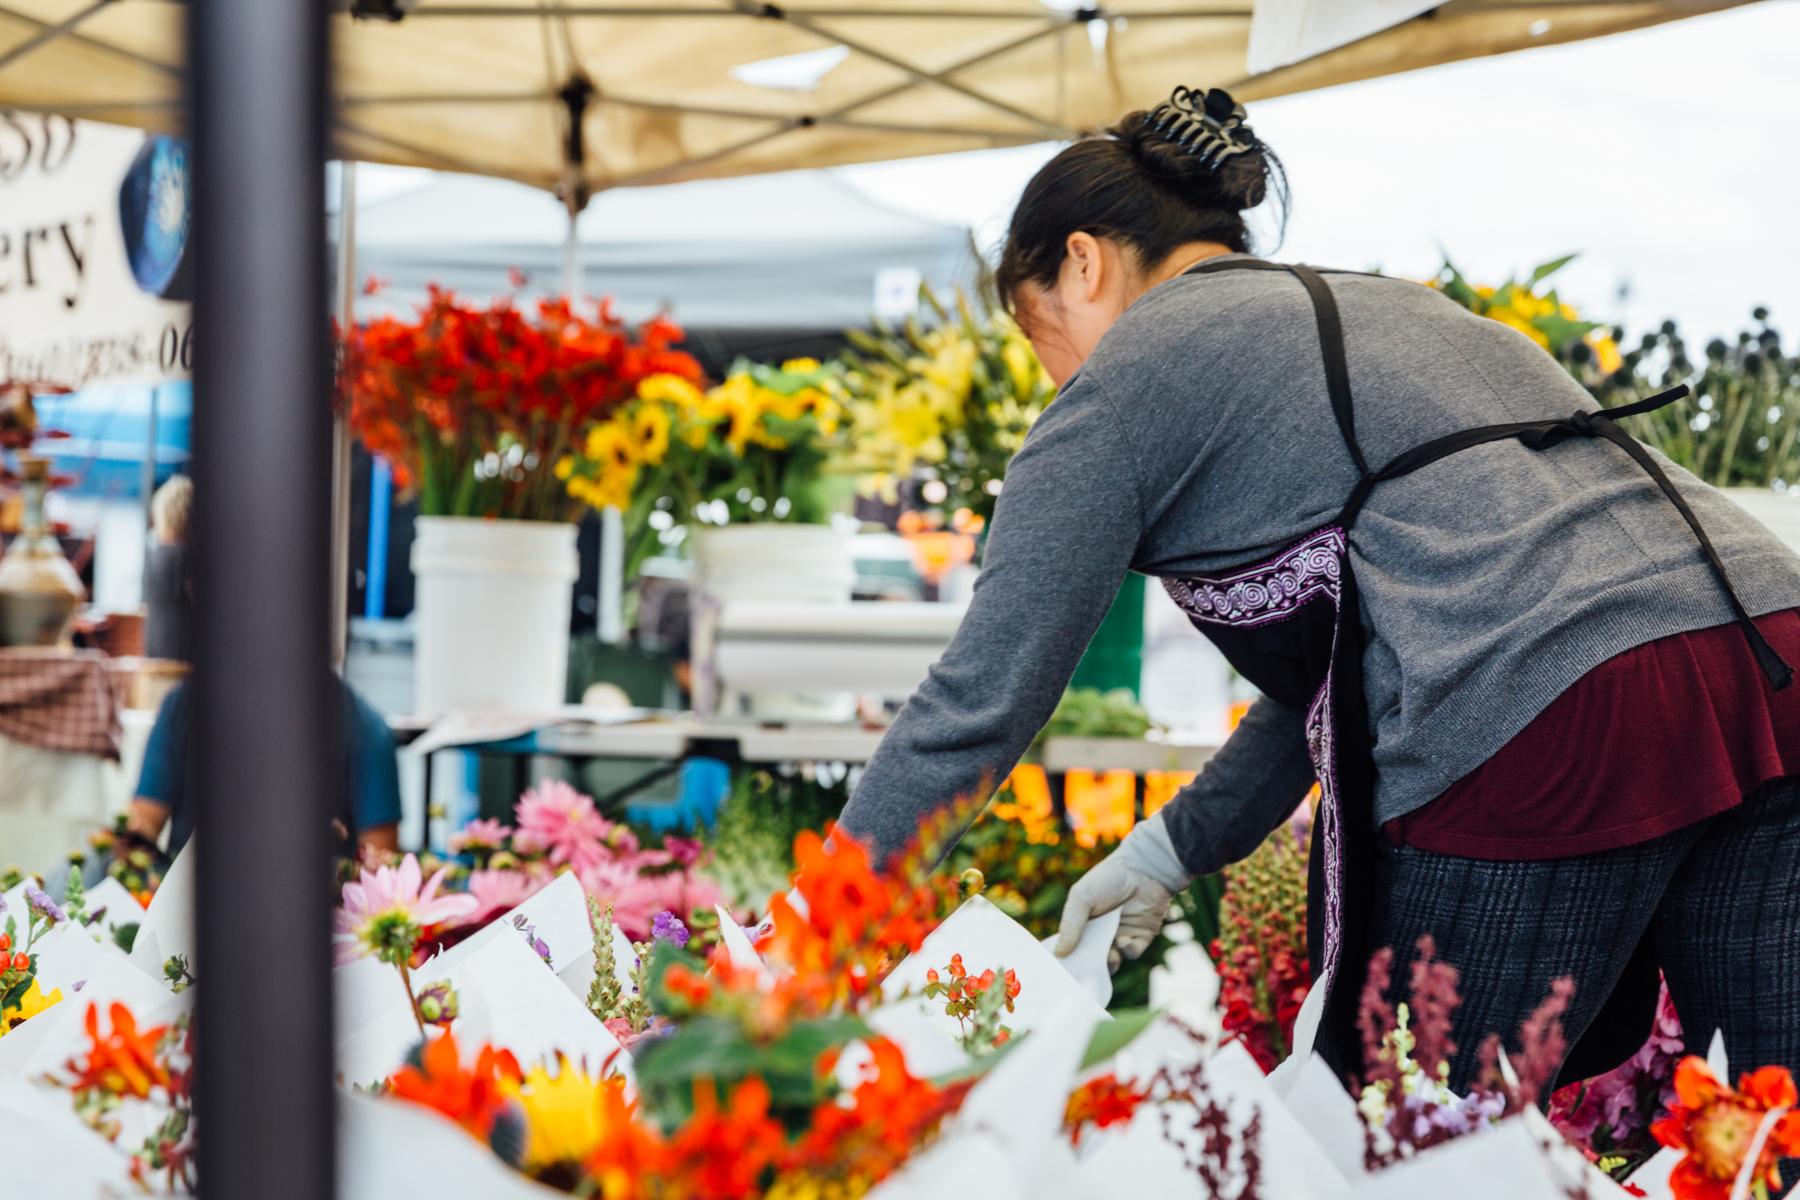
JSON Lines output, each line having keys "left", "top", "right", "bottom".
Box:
{"left": 1651, "top": 1056, "right": 1800, "bottom": 1200}
{"left": 1064, "top": 1072, "right": 1148, "bottom": 1147}
{"left": 67, "top": 1002, "right": 170, "bottom": 1100}
{"left": 386, "top": 1032, "right": 523, "bottom": 1140}
{"left": 662, "top": 1077, "right": 787, "bottom": 1197}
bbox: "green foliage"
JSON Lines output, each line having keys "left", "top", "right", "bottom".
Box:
{"left": 1586, "top": 313, "right": 1800, "bottom": 489}
{"left": 634, "top": 938, "right": 873, "bottom": 1132}
{"left": 1034, "top": 687, "right": 1157, "bottom": 749}
{"left": 1081, "top": 1007, "right": 1156, "bottom": 1071}
{"left": 701, "top": 767, "right": 850, "bottom": 911}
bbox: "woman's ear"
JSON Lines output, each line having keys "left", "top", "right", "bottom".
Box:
{"left": 1064, "top": 230, "right": 1106, "bottom": 303}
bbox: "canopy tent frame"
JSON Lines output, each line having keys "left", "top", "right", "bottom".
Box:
{"left": 0, "top": 0, "right": 1755, "bottom": 196}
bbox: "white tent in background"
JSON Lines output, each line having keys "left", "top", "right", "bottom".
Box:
{"left": 339, "top": 166, "right": 976, "bottom": 332}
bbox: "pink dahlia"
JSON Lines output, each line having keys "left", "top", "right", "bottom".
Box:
{"left": 333, "top": 854, "right": 478, "bottom": 966}
{"left": 513, "top": 780, "right": 636, "bottom": 874}
{"left": 449, "top": 818, "right": 513, "bottom": 856}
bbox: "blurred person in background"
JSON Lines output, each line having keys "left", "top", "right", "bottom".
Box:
{"left": 126, "top": 676, "right": 402, "bottom": 857}
{"left": 144, "top": 474, "right": 193, "bottom": 662}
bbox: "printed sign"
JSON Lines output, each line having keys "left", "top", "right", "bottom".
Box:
{"left": 0, "top": 114, "right": 193, "bottom": 387}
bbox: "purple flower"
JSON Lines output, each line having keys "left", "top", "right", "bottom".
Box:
{"left": 25, "top": 883, "right": 65, "bottom": 925}
{"left": 650, "top": 910, "right": 689, "bottom": 949}
{"left": 511, "top": 914, "right": 553, "bottom": 968}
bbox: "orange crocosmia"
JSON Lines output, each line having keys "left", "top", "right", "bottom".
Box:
{"left": 1651, "top": 1056, "right": 1800, "bottom": 1200}
{"left": 386, "top": 1032, "right": 523, "bottom": 1140}
{"left": 69, "top": 1002, "right": 170, "bottom": 1100}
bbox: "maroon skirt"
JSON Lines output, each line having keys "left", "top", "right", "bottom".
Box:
{"left": 1387, "top": 608, "right": 1800, "bottom": 859}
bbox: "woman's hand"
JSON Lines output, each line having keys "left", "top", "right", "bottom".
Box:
{"left": 1054, "top": 811, "right": 1192, "bottom": 973}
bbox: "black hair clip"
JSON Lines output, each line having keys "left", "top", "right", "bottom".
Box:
{"left": 1146, "top": 86, "right": 1257, "bottom": 169}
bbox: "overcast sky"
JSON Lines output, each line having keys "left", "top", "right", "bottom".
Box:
{"left": 835, "top": 2, "right": 1800, "bottom": 343}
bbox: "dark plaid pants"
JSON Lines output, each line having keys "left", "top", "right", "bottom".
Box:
{"left": 1370, "top": 776, "right": 1800, "bottom": 1094}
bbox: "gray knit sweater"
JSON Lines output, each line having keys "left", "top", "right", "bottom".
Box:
{"left": 837, "top": 258, "right": 1800, "bottom": 875}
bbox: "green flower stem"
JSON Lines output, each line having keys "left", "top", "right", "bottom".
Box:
{"left": 396, "top": 959, "right": 426, "bottom": 1039}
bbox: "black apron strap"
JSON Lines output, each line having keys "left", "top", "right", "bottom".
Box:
{"left": 1285, "top": 265, "right": 1373, "bottom": 479}
{"left": 1338, "top": 385, "right": 1794, "bottom": 691}
{"left": 1183, "top": 257, "right": 1374, "bottom": 480}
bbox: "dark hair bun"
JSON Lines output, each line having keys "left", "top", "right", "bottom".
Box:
{"left": 1113, "top": 104, "right": 1270, "bottom": 214}
{"left": 994, "top": 86, "right": 1288, "bottom": 310}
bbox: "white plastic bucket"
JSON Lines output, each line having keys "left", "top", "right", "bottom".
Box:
{"left": 688, "top": 522, "right": 856, "bottom": 722}
{"left": 411, "top": 516, "right": 578, "bottom": 714}
{"left": 688, "top": 522, "right": 855, "bottom": 603}
{"left": 1724, "top": 487, "right": 1800, "bottom": 558}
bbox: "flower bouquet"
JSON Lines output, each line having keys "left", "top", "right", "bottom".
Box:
{"left": 833, "top": 287, "right": 1054, "bottom": 524}
{"left": 559, "top": 360, "right": 848, "bottom": 580}
{"left": 336, "top": 282, "right": 703, "bottom": 522}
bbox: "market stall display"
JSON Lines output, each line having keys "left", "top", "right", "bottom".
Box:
{"left": 6, "top": 801, "right": 1794, "bottom": 1199}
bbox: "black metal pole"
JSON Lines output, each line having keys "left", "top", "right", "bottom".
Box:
{"left": 188, "top": 0, "right": 337, "bottom": 1194}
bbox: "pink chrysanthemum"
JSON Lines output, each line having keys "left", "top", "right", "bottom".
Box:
{"left": 333, "top": 854, "right": 478, "bottom": 967}
{"left": 513, "top": 780, "right": 636, "bottom": 874}
{"left": 579, "top": 853, "right": 720, "bottom": 943}
{"left": 449, "top": 818, "right": 513, "bottom": 855}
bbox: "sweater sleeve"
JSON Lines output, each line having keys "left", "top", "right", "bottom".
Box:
{"left": 837, "top": 377, "right": 1145, "bottom": 863}
{"left": 1159, "top": 694, "right": 1318, "bottom": 877}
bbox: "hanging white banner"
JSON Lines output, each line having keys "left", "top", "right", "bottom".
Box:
{"left": 1247, "top": 0, "right": 1441, "bottom": 75}
{"left": 0, "top": 114, "right": 193, "bottom": 388}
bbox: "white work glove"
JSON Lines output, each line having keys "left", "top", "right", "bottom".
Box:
{"left": 1054, "top": 811, "right": 1191, "bottom": 973}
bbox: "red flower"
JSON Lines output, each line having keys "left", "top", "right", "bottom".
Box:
{"left": 1651, "top": 1056, "right": 1800, "bottom": 1200}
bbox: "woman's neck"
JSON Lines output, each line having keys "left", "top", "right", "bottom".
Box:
{"left": 1146, "top": 241, "right": 1238, "bottom": 288}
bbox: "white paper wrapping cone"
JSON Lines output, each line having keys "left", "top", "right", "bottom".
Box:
{"left": 1267, "top": 966, "right": 1330, "bottom": 1098}
{"left": 715, "top": 902, "right": 769, "bottom": 976}
{"left": 883, "top": 896, "right": 1108, "bottom": 1046}
{"left": 426, "top": 871, "right": 591, "bottom": 978}
{"left": 1625, "top": 1148, "right": 1682, "bottom": 1200}
{"left": 131, "top": 838, "right": 195, "bottom": 974}
{"left": 1271, "top": 1054, "right": 1370, "bottom": 1182}
{"left": 0, "top": 1077, "right": 139, "bottom": 1196}
{"left": 338, "top": 1089, "right": 565, "bottom": 1200}
{"left": 335, "top": 930, "right": 624, "bottom": 1086}
{"left": 1350, "top": 1115, "right": 1639, "bottom": 1199}
{"left": 863, "top": 1128, "right": 1021, "bottom": 1200}
{"left": 1039, "top": 907, "right": 1120, "bottom": 1010}
{"left": 954, "top": 996, "right": 1100, "bottom": 1179}
{"left": 1148, "top": 940, "right": 1222, "bottom": 1039}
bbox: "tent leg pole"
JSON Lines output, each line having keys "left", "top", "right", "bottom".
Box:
{"left": 565, "top": 201, "right": 626, "bottom": 647}
{"left": 330, "top": 160, "right": 358, "bottom": 672}
{"left": 189, "top": 0, "right": 338, "bottom": 1196}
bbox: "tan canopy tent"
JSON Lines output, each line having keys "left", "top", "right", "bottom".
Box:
{"left": 0, "top": 0, "right": 1752, "bottom": 199}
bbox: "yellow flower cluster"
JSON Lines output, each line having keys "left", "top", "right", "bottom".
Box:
{"left": 838, "top": 297, "right": 1052, "bottom": 507}
{"left": 1430, "top": 260, "right": 1624, "bottom": 376}
{"left": 559, "top": 362, "right": 842, "bottom": 513}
